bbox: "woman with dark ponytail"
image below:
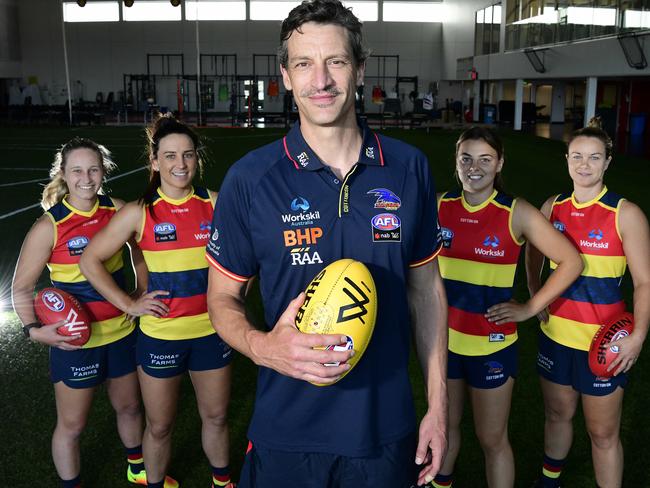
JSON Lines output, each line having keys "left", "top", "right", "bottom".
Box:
{"left": 80, "top": 114, "right": 234, "bottom": 488}
{"left": 432, "top": 127, "right": 582, "bottom": 488}
{"left": 12, "top": 138, "right": 148, "bottom": 488}
{"left": 527, "top": 118, "right": 650, "bottom": 488}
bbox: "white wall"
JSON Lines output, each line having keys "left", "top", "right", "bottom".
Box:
{"left": 16, "top": 0, "right": 443, "bottom": 111}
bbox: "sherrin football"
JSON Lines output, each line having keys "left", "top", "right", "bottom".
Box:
{"left": 34, "top": 287, "right": 92, "bottom": 346}
{"left": 588, "top": 312, "right": 634, "bottom": 378}
{"left": 295, "top": 259, "right": 377, "bottom": 386}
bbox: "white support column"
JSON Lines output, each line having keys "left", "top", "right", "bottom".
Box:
{"left": 550, "top": 81, "right": 566, "bottom": 123}
{"left": 514, "top": 79, "right": 524, "bottom": 131}
{"left": 584, "top": 76, "right": 597, "bottom": 127}
{"left": 473, "top": 80, "right": 481, "bottom": 122}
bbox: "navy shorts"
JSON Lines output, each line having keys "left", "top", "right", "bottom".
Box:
{"left": 137, "top": 330, "right": 233, "bottom": 378}
{"left": 537, "top": 331, "right": 627, "bottom": 396}
{"left": 447, "top": 343, "right": 518, "bottom": 389}
{"left": 50, "top": 329, "right": 137, "bottom": 389}
{"left": 239, "top": 433, "right": 418, "bottom": 488}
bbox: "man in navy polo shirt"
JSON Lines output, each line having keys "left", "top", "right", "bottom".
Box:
{"left": 206, "top": 1, "right": 448, "bottom": 486}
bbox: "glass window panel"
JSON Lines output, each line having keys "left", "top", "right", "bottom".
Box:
{"left": 382, "top": 2, "right": 447, "bottom": 23}
{"left": 122, "top": 1, "right": 182, "bottom": 21}
{"left": 250, "top": 1, "right": 301, "bottom": 20}
{"left": 185, "top": 1, "right": 246, "bottom": 20}
{"left": 343, "top": 1, "right": 378, "bottom": 21}
{"left": 624, "top": 9, "right": 650, "bottom": 28}
{"left": 62, "top": 1, "right": 119, "bottom": 22}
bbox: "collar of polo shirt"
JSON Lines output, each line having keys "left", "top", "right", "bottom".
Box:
{"left": 283, "top": 118, "right": 385, "bottom": 171}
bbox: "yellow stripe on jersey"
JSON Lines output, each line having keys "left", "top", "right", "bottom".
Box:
{"left": 85, "top": 314, "right": 134, "bottom": 349}
{"left": 439, "top": 256, "right": 517, "bottom": 288}
{"left": 449, "top": 328, "right": 518, "bottom": 356}
{"left": 49, "top": 252, "right": 123, "bottom": 283}
{"left": 541, "top": 315, "right": 599, "bottom": 351}
{"left": 140, "top": 312, "right": 214, "bottom": 340}
{"left": 550, "top": 254, "right": 626, "bottom": 278}
{"left": 143, "top": 246, "right": 208, "bottom": 273}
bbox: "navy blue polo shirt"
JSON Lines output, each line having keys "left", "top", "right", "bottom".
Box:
{"left": 207, "top": 119, "right": 442, "bottom": 456}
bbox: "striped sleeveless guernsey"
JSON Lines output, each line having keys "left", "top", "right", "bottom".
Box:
{"left": 46, "top": 195, "right": 133, "bottom": 348}
{"left": 542, "top": 187, "right": 626, "bottom": 351}
{"left": 438, "top": 190, "right": 524, "bottom": 356}
{"left": 137, "top": 186, "right": 215, "bottom": 340}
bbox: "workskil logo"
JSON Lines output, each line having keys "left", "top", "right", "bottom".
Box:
{"left": 283, "top": 197, "right": 321, "bottom": 227}
{"left": 475, "top": 235, "right": 504, "bottom": 257}
{"left": 581, "top": 229, "right": 608, "bottom": 249}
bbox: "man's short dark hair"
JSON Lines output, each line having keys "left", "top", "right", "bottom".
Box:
{"left": 278, "top": 0, "right": 370, "bottom": 68}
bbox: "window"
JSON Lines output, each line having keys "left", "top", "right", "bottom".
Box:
{"left": 624, "top": 9, "right": 650, "bottom": 28}
{"left": 122, "top": 1, "right": 182, "bottom": 21}
{"left": 475, "top": 3, "right": 501, "bottom": 55}
{"left": 185, "top": 0, "right": 246, "bottom": 20}
{"left": 382, "top": 2, "right": 447, "bottom": 23}
{"left": 62, "top": 1, "right": 119, "bottom": 22}
{"left": 250, "top": 1, "right": 301, "bottom": 20}
{"left": 343, "top": 1, "right": 378, "bottom": 22}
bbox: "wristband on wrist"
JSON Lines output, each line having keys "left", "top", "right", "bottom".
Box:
{"left": 22, "top": 321, "right": 42, "bottom": 339}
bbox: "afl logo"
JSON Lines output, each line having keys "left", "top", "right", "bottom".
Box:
{"left": 154, "top": 222, "right": 177, "bottom": 242}
{"left": 371, "top": 213, "right": 400, "bottom": 231}
{"left": 67, "top": 236, "right": 89, "bottom": 255}
{"left": 441, "top": 227, "right": 454, "bottom": 248}
{"left": 42, "top": 290, "right": 65, "bottom": 312}
{"left": 553, "top": 220, "right": 565, "bottom": 233}
{"left": 609, "top": 330, "right": 630, "bottom": 353}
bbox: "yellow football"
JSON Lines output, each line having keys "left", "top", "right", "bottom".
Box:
{"left": 295, "top": 259, "right": 377, "bottom": 385}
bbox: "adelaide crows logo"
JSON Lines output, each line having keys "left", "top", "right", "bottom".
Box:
{"left": 367, "top": 188, "right": 401, "bottom": 210}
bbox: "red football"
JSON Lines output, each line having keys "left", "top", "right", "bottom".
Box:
{"left": 588, "top": 312, "right": 634, "bottom": 378}
{"left": 34, "top": 287, "right": 92, "bottom": 346}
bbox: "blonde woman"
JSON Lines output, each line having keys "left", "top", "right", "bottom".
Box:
{"left": 12, "top": 138, "right": 151, "bottom": 488}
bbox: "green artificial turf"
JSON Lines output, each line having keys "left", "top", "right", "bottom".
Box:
{"left": 0, "top": 124, "right": 648, "bottom": 487}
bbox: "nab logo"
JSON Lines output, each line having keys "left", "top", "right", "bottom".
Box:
{"left": 67, "top": 236, "right": 89, "bottom": 256}
{"left": 291, "top": 197, "right": 310, "bottom": 212}
{"left": 367, "top": 188, "right": 401, "bottom": 210}
{"left": 42, "top": 291, "right": 65, "bottom": 312}
{"left": 588, "top": 229, "right": 604, "bottom": 240}
{"left": 483, "top": 235, "right": 500, "bottom": 248}
{"left": 372, "top": 213, "right": 401, "bottom": 242}
{"left": 553, "top": 220, "right": 566, "bottom": 233}
{"left": 154, "top": 222, "right": 177, "bottom": 242}
{"left": 199, "top": 220, "right": 211, "bottom": 231}
{"left": 337, "top": 277, "right": 371, "bottom": 324}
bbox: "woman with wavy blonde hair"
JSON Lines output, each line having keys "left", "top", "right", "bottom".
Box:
{"left": 12, "top": 137, "right": 149, "bottom": 488}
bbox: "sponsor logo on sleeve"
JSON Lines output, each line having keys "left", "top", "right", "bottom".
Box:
{"left": 441, "top": 227, "right": 454, "bottom": 248}
{"left": 553, "top": 220, "right": 565, "bottom": 232}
